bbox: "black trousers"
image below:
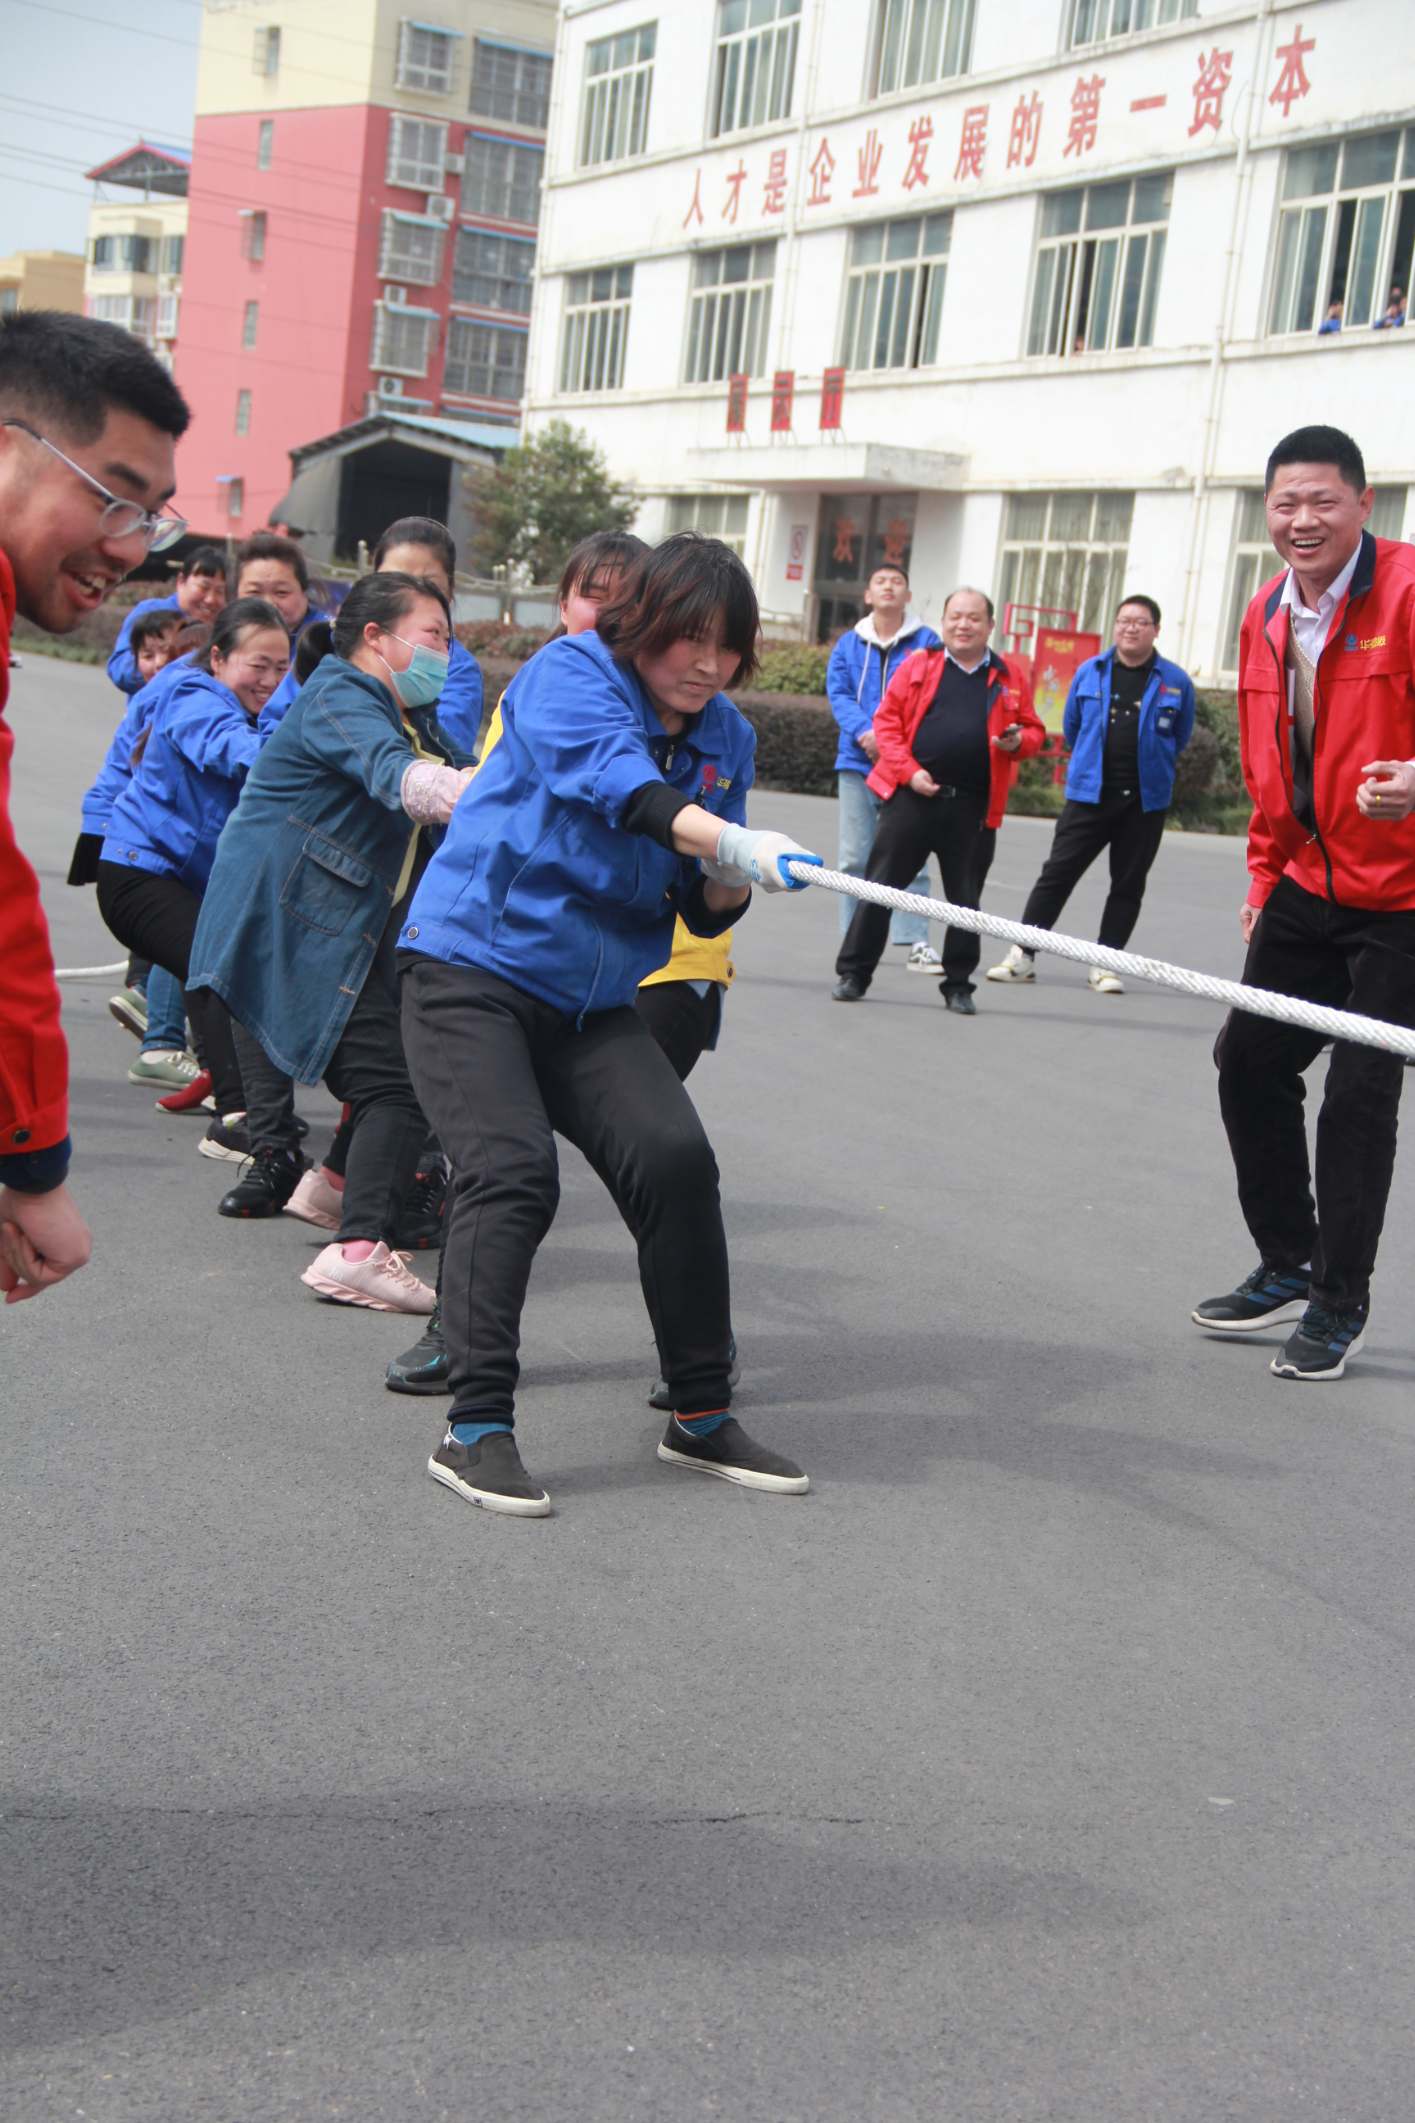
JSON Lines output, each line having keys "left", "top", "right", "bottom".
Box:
{"left": 399, "top": 956, "right": 733, "bottom": 1425}
{"left": 633, "top": 980, "right": 723, "bottom": 1083}
{"left": 95, "top": 861, "right": 244, "bottom": 1113}
{"left": 836, "top": 786, "right": 990, "bottom": 992}
{"left": 233, "top": 925, "right": 426, "bottom": 1245}
{"left": 1021, "top": 791, "right": 1168, "bottom": 950}
{"left": 1215, "top": 876, "right": 1415, "bottom": 1312}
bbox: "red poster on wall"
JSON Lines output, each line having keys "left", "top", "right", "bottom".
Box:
{"left": 770, "top": 370, "right": 795, "bottom": 431}
{"left": 1030, "top": 627, "right": 1101, "bottom": 734}
{"left": 819, "top": 366, "right": 845, "bottom": 430}
{"left": 726, "top": 373, "right": 749, "bottom": 432}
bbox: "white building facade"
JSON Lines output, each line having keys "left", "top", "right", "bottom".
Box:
{"left": 524, "top": 0, "right": 1415, "bottom": 678}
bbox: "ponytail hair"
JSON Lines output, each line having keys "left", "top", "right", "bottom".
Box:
{"left": 372, "top": 515, "right": 457, "bottom": 581}
{"left": 331, "top": 570, "right": 451, "bottom": 659}
{"left": 294, "top": 619, "right": 334, "bottom": 685}
{"left": 193, "top": 596, "right": 286, "bottom": 673}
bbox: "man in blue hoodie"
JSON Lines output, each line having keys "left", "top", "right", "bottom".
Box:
{"left": 825, "top": 562, "right": 941, "bottom": 966}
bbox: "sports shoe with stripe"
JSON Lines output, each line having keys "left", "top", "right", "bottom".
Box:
{"left": 1270, "top": 1302, "right": 1368, "bottom": 1381}
{"left": 1191, "top": 1261, "right": 1310, "bottom": 1333}
{"left": 656, "top": 1415, "right": 809, "bottom": 1494}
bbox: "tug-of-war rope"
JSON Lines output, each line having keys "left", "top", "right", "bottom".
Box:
{"left": 791, "top": 863, "right": 1415, "bottom": 1064}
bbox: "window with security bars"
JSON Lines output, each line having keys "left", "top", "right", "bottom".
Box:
{"left": 710, "top": 0, "right": 800, "bottom": 138}
{"left": 444, "top": 318, "right": 527, "bottom": 402}
{"left": 242, "top": 300, "right": 259, "bottom": 348}
{"left": 91, "top": 234, "right": 155, "bottom": 272}
{"left": 1027, "top": 174, "right": 1170, "bottom": 357}
{"left": 157, "top": 291, "right": 178, "bottom": 339}
{"left": 242, "top": 211, "right": 267, "bottom": 263}
{"left": 397, "top": 20, "right": 456, "bottom": 94}
{"left": 371, "top": 303, "right": 435, "bottom": 376}
{"left": 666, "top": 493, "right": 749, "bottom": 555}
{"left": 684, "top": 241, "right": 775, "bottom": 382}
{"left": 997, "top": 492, "right": 1134, "bottom": 636}
{"left": 1068, "top": 0, "right": 1195, "bottom": 44}
{"left": 258, "top": 120, "right": 274, "bottom": 170}
{"left": 1269, "top": 128, "right": 1415, "bottom": 335}
{"left": 840, "top": 213, "right": 950, "bottom": 371}
{"left": 387, "top": 115, "right": 448, "bottom": 190}
{"left": 579, "top": 22, "right": 656, "bottom": 167}
{"left": 869, "top": 0, "right": 975, "bottom": 95}
{"left": 88, "top": 294, "right": 156, "bottom": 339}
{"left": 470, "top": 40, "right": 552, "bottom": 129}
{"left": 461, "top": 136, "right": 543, "bottom": 224}
{"left": 227, "top": 478, "right": 244, "bottom": 521}
{"left": 1219, "top": 486, "right": 1411, "bottom": 670}
{"left": 235, "top": 389, "right": 252, "bottom": 436}
{"left": 452, "top": 228, "right": 535, "bottom": 313}
{"left": 560, "top": 265, "right": 633, "bottom": 392}
{"left": 379, "top": 211, "right": 445, "bottom": 285}
{"left": 161, "top": 234, "right": 184, "bottom": 274}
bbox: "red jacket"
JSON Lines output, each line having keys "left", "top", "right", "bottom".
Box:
{"left": 1238, "top": 532, "right": 1415, "bottom": 911}
{"left": 867, "top": 647, "right": 1045, "bottom": 828}
{"left": 0, "top": 548, "right": 70, "bottom": 1168}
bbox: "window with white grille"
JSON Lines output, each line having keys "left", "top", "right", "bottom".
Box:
{"left": 387, "top": 114, "right": 448, "bottom": 190}
{"left": 371, "top": 303, "right": 435, "bottom": 375}
{"left": 397, "top": 19, "right": 457, "bottom": 94}
{"left": 461, "top": 136, "right": 542, "bottom": 224}
{"left": 684, "top": 241, "right": 775, "bottom": 382}
{"left": 161, "top": 234, "right": 184, "bottom": 275}
{"left": 1068, "top": 0, "right": 1196, "bottom": 43}
{"left": 444, "top": 318, "right": 527, "bottom": 401}
{"left": 227, "top": 478, "right": 245, "bottom": 521}
{"left": 666, "top": 493, "right": 750, "bottom": 556}
{"left": 452, "top": 228, "right": 534, "bottom": 313}
{"left": 1269, "top": 127, "right": 1415, "bottom": 335}
{"left": 560, "top": 265, "right": 632, "bottom": 392}
{"left": 997, "top": 492, "right": 1134, "bottom": 635}
{"left": 579, "top": 23, "right": 655, "bottom": 167}
{"left": 841, "top": 213, "right": 950, "bottom": 371}
{"left": 470, "top": 39, "right": 552, "bottom": 129}
{"left": 258, "top": 119, "right": 274, "bottom": 170}
{"left": 91, "top": 233, "right": 155, "bottom": 272}
{"left": 242, "top": 300, "right": 259, "bottom": 348}
{"left": 869, "top": 0, "right": 975, "bottom": 94}
{"left": 710, "top": 0, "right": 799, "bottom": 138}
{"left": 235, "top": 389, "right": 252, "bottom": 436}
{"left": 252, "top": 25, "right": 280, "bottom": 76}
{"left": 1027, "top": 174, "right": 1171, "bottom": 357}
{"left": 242, "top": 211, "right": 267, "bottom": 263}
{"left": 157, "top": 291, "right": 179, "bottom": 339}
{"left": 379, "top": 210, "right": 445, "bottom": 285}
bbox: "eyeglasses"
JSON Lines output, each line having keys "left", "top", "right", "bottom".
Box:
{"left": 2, "top": 419, "right": 188, "bottom": 553}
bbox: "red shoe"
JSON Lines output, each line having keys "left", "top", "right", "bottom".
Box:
{"left": 155, "top": 1067, "right": 214, "bottom": 1114}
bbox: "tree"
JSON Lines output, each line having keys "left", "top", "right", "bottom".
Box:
{"left": 466, "top": 420, "right": 637, "bottom": 583}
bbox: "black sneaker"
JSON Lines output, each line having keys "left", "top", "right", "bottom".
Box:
{"left": 647, "top": 1337, "right": 740, "bottom": 1412}
{"left": 1270, "top": 1302, "right": 1368, "bottom": 1381}
{"left": 427, "top": 1430, "right": 550, "bottom": 1516}
{"left": 396, "top": 1163, "right": 447, "bottom": 1251}
{"left": 832, "top": 975, "right": 866, "bottom": 1002}
{"left": 941, "top": 987, "right": 977, "bottom": 1015}
{"left": 198, "top": 1114, "right": 251, "bottom": 1163}
{"left": 656, "top": 1415, "right": 809, "bottom": 1494}
{"left": 218, "top": 1145, "right": 306, "bottom": 1218}
{"left": 387, "top": 1307, "right": 451, "bottom": 1394}
{"left": 1191, "top": 1261, "right": 1311, "bottom": 1333}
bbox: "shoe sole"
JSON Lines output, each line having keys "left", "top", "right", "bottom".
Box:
{"left": 1090, "top": 982, "right": 1124, "bottom": 995}
{"left": 1191, "top": 1299, "right": 1309, "bottom": 1334}
{"left": 1271, "top": 1330, "right": 1365, "bottom": 1381}
{"left": 386, "top": 1370, "right": 453, "bottom": 1396}
{"left": 198, "top": 1138, "right": 249, "bottom": 1163}
{"left": 300, "top": 1266, "right": 434, "bottom": 1314}
{"left": 283, "top": 1202, "right": 340, "bottom": 1231}
{"left": 656, "top": 1442, "right": 810, "bottom": 1494}
{"left": 129, "top": 1068, "right": 199, "bottom": 1088}
{"left": 157, "top": 1094, "right": 215, "bottom": 1114}
{"left": 905, "top": 961, "right": 942, "bottom": 974}
{"left": 984, "top": 969, "right": 1034, "bottom": 983}
{"left": 108, "top": 999, "right": 146, "bottom": 1038}
{"left": 427, "top": 1456, "right": 550, "bottom": 1517}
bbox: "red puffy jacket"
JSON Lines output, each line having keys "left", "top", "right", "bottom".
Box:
{"left": 867, "top": 647, "right": 1045, "bottom": 828}
{"left": 0, "top": 548, "right": 70, "bottom": 1164}
{"left": 1238, "top": 531, "right": 1415, "bottom": 911}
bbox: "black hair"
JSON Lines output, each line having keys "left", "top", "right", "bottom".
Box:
{"left": 178, "top": 544, "right": 227, "bottom": 580}
{"left": 0, "top": 308, "right": 189, "bottom": 444}
{"left": 868, "top": 561, "right": 910, "bottom": 587}
{"left": 234, "top": 529, "right": 310, "bottom": 591}
{"left": 330, "top": 571, "right": 451, "bottom": 660}
{"left": 372, "top": 515, "right": 457, "bottom": 582}
{"left": 1265, "top": 425, "right": 1367, "bottom": 495}
{"left": 1115, "top": 593, "right": 1161, "bottom": 625}
{"left": 130, "top": 607, "right": 184, "bottom": 653}
{"left": 294, "top": 620, "right": 334, "bottom": 685}
{"left": 194, "top": 596, "right": 286, "bottom": 674}
{"left": 558, "top": 530, "right": 650, "bottom": 606}
{"left": 943, "top": 584, "right": 995, "bottom": 620}
{"left": 595, "top": 532, "right": 760, "bottom": 687}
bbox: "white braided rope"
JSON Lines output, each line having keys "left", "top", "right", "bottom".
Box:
{"left": 54, "top": 962, "right": 128, "bottom": 981}
{"left": 791, "top": 862, "right": 1415, "bottom": 1062}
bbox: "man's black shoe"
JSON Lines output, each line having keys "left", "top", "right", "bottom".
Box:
{"left": 396, "top": 1162, "right": 447, "bottom": 1251}
{"left": 1191, "top": 1261, "right": 1311, "bottom": 1333}
{"left": 217, "top": 1145, "right": 306, "bottom": 1218}
{"left": 427, "top": 1429, "right": 550, "bottom": 1516}
{"left": 1270, "top": 1301, "right": 1368, "bottom": 1381}
{"left": 832, "top": 975, "right": 866, "bottom": 1002}
{"left": 386, "top": 1307, "right": 451, "bottom": 1394}
{"left": 656, "top": 1415, "right": 809, "bottom": 1494}
{"left": 647, "top": 1337, "right": 739, "bottom": 1411}
{"left": 941, "top": 987, "right": 977, "bottom": 1015}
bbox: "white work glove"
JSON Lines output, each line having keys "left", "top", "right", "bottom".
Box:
{"left": 704, "top": 821, "right": 825, "bottom": 894}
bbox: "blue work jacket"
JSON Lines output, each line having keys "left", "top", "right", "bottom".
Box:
{"left": 1062, "top": 649, "right": 1197, "bottom": 812}
{"left": 189, "top": 657, "right": 453, "bottom": 1083}
{"left": 400, "top": 630, "right": 755, "bottom": 1022}
{"left": 826, "top": 614, "right": 941, "bottom": 775}
{"left": 434, "top": 637, "right": 484, "bottom": 760}
{"left": 82, "top": 653, "right": 201, "bottom": 832}
{"left": 106, "top": 592, "right": 180, "bottom": 695}
{"left": 100, "top": 668, "right": 261, "bottom": 890}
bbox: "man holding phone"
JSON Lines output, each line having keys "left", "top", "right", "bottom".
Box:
{"left": 987, "top": 595, "right": 1195, "bottom": 993}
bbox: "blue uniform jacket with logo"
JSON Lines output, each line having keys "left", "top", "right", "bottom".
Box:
{"left": 1061, "top": 648, "right": 1196, "bottom": 812}
{"left": 82, "top": 653, "right": 200, "bottom": 833}
{"left": 100, "top": 668, "right": 261, "bottom": 891}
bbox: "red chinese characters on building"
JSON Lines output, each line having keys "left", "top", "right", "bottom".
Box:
{"left": 1007, "top": 92, "right": 1043, "bottom": 170}
{"left": 683, "top": 169, "right": 705, "bottom": 229}
{"left": 1189, "top": 47, "right": 1233, "bottom": 136}
{"left": 954, "top": 104, "right": 989, "bottom": 181}
{"left": 831, "top": 515, "right": 860, "bottom": 565}
{"left": 762, "top": 149, "right": 788, "bottom": 215}
{"left": 902, "top": 114, "right": 934, "bottom": 191}
{"left": 723, "top": 160, "right": 747, "bottom": 223}
{"left": 880, "top": 518, "right": 911, "bottom": 569}
{"left": 854, "top": 128, "right": 883, "bottom": 198}
{"left": 1063, "top": 74, "right": 1104, "bottom": 158}
{"left": 807, "top": 137, "right": 835, "bottom": 207}
{"left": 770, "top": 370, "right": 795, "bottom": 431}
{"left": 820, "top": 366, "right": 845, "bottom": 432}
{"left": 726, "top": 373, "right": 749, "bottom": 433}
{"left": 1269, "top": 24, "right": 1315, "bottom": 118}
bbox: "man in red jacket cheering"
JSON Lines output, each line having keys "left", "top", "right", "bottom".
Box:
{"left": 1194, "top": 425, "right": 1415, "bottom": 1381}
{"left": 0, "top": 311, "right": 189, "bottom": 1301}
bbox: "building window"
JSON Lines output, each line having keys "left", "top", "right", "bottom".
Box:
{"left": 227, "top": 478, "right": 245, "bottom": 521}
{"left": 378, "top": 210, "right": 445, "bottom": 285}
{"left": 242, "top": 210, "right": 267, "bottom": 263}
{"left": 157, "top": 291, "right": 179, "bottom": 339}
{"left": 252, "top": 24, "right": 280, "bottom": 76}
{"left": 1068, "top": 0, "right": 1196, "bottom": 45}
{"left": 684, "top": 240, "right": 775, "bottom": 382}
{"left": 840, "top": 211, "right": 950, "bottom": 371}
{"left": 397, "top": 19, "right": 457, "bottom": 94}
{"left": 91, "top": 233, "right": 155, "bottom": 273}
{"left": 444, "top": 317, "right": 527, "bottom": 401}
{"left": 869, "top": 0, "right": 975, "bottom": 95}
{"left": 1269, "top": 127, "right": 1415, "bottom": 336}
{"left": 469, "top": 38, "right": 552, "bottom": 130}
{"left": 160, "top": 233, "right": 184, "bottom": 275}
{"left": 387, "top": 114, "right": 448, "bottom": 190}
{"left": 452, "top": 228, "right": 535, "bottom": 313}
{"left": 1027, "top": 173, "right": 1170, "bottom": 357}
{"left": 371, "top": 302, "right": 436, "bottom": 376}
{"left": 710, "top": 0, "right": 799, "bottom": 137}
{"left": 560, "top": 265, "right": 633, "bottom": 392}
{"left": 1219, "top": 486, "right": 1410, "bottom": 669}
{"left": 666, "top": 493, "right": 750, "bottom": 555}
{"left": 997, "top": 491, "right": 1134, "bottom": 635}
{"left": 461, "top": 135, "right": 543, "bottom": 225}
{"left": 257, "top": 119, "right": 274, "bottom": 170}
{"left": 235, "top": 388, "right": 252, "bottom": 435}
{"left": 242, "top": 299, "right": 259, "bottom": 347}
{"left": 579, "top": 22, "right": 656, "bottom": 167}
{"left": 813, "top": 493, "right": 918, "bottom": 637}
{"left": 88, "top": 294, "right": 156, "bottom": 339}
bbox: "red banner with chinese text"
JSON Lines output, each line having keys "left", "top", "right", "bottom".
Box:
{"left": 771, "top": 371, "right": 795, "bottom": 431}
{"left": 726, "top": 374, "right": 748, "bottom": 433}
{"left": 819, "top": 367, "right": 844, "bottom": 430}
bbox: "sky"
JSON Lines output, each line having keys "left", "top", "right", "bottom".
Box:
{"left": 0, "top": 0, "right": 201, "bottom": 256}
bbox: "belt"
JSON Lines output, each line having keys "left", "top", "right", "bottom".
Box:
{"left": 908, "top": 781, "right": 986, "bottom": 802}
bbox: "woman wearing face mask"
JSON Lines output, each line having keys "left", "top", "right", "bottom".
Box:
{"left": 371, "top": 517, "right": 480, "bottom": 761}
{"left": 96, "top": 598, "right": 290, "bottom": 1158}
{"left": 188, "top": 572, "right": 470, "bottom": 1314}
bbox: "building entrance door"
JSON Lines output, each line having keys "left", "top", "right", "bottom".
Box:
{"left": 813, "top": 492, "right": 918, "bottom": 640}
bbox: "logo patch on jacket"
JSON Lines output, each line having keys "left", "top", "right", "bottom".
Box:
{"left": 1345, "top": 634, "right": 1358, "bottom": 651}
{"left": 1358, "top": 634, "right": 1387, "bottom": 651}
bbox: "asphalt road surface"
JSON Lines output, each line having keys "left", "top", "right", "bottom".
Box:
{"left": 5, "top": 655, "right": 1414, "bottom": 2123}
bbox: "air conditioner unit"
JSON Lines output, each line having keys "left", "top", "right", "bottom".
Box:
{"left": 378, "top": 375, "right": 406, "bottom": 397}
{"left": 427, "top": 195, "right": 456, "bottom": 223}
{"left": 384, "top": 284, "right": 408, "bottom": 305}
{"left": 443, "top": 152, "right": 465, "bottom": 175}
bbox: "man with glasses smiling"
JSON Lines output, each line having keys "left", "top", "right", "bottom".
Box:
{"left": 0, "top": 308, "right": 189, "bottom": 1303}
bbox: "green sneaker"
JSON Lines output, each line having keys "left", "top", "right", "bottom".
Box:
{"left": 128, "top": 1048, "right": 202, "bottom": 1090}
{"left": 108, "top": 986, "right": 148, "bottom": 1038}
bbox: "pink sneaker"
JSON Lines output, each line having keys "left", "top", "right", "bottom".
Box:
{"left": 284, "top": 1167, "right": 342, "bottom": 1231}
{"left": 300, "top": 1241, "right": 435, "bottom": 1314}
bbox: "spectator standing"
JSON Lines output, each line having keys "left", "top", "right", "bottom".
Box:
{"left": 1372, "top": 287, "right": 1406, "bottom": 329}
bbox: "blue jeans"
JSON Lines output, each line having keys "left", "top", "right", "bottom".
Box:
{"left": 836, "top": 771, "right": 930, "bottom": 944}
{"left": 141, "top": 965, "right": 188, "bottom": 1054}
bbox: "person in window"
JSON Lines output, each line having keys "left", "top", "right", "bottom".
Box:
{"left": 1373, "top": 286, "right": 1406, "bottom": 330}
{"left": 1318, "top": 300, "right": 1343, "bottom": 335}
